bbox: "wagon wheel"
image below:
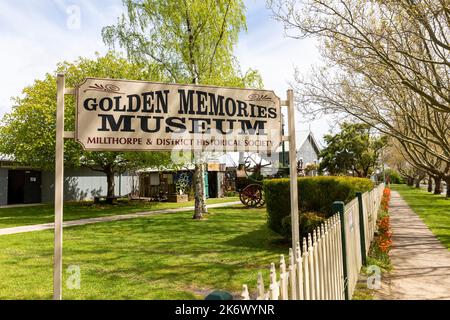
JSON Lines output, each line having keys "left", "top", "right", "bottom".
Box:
{"left": 239, "top": 184, "right": 264, "bottom": 208}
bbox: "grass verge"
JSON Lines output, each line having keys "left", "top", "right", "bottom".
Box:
{"left": 0, "top": 197, "right": 239, "bottom": 229}
{"left": 0, "top": 205, "right": 286, "bottom": 299}
{"left": 391, "top": 184, "right": 450, "bottom": 250}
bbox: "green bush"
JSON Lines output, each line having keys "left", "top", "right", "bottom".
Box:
{"left": 281, "top": 212, "right": 326, "bottom": 240}
{"left": 383, "top": 169, "right": 404, "bottom": 184}
{"left": 264, "top": 176, "right": 374, "bottom": 236}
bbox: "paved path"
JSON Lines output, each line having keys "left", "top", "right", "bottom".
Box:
{"left": 0, "top": 201, "right": 241, "bottom": 236}
{"left": 376, "top": 191, "right": 450, "bottom": 300}
{"left": 0, "top": 203, "right": 44, "bottom": 209}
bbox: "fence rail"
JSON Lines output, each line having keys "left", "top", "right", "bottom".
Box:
{"left": 242, "top": 183, "right": 385, "bottom": 300}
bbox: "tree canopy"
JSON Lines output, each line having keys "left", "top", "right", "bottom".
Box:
{"left": 319, "top": 122, "right": 387, "bottom": 177}
{"left": 102, "top": 0, "right": 262, "bottom": 88}
{"left": 270, "top": 0, "right": 450, "bottom": 195}
{"left": 0, "top": 52, "right": 174, "bottom": 197}
{"left": 102, "top": 0, "right": 263, "bottom": 217}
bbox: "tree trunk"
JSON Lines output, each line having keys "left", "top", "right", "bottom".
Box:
{"left": 428, "top": 175, "right": 433, "bottom": 192}
{"left": 406, "top": 177, "right": 414, "bottom": 186}
{"left": 433, "top": 176, "right": 442, "bottom": 195}
{"left": 193, "top": 152, "right": 207, "bottom": 219}
{"left": 415, "top": 177, "right": 421, "bottom": 188}
{"left": 105, "top": 169, "right": 115, "bottom": 198}
{"left": 200, "top": 163, "right": 208, "bottom": 213}
{"left": 444, "top": 178, "right": 450, "bottom": 198}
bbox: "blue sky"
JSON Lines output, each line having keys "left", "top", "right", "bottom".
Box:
{"left": 0, "top": 0, "right": 333, "bottom": 142}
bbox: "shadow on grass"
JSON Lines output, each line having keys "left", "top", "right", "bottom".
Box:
{"left": 224, "top": 226, "right": 287, "bottom": 251}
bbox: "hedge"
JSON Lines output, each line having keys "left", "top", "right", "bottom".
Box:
{"left": 281, "top": 212, "right": 326, "bottom": 240}
{"left": 264, "top": 176, "right": 374, "bottom": 236}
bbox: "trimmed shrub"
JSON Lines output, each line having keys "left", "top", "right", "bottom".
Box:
{"left": 281, "top": 212, "right": 326, "bottom": 240}
{"left": 264, "top": 176, "right": 374, "bottom": 236}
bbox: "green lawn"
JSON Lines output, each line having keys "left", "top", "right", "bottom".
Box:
{"left": 0, "top": 197, "right": 238, "bottom": 229}
{"left": 0, "top": 205, "right": 286, "bottom": 299}
{"left": 392, "top": 184, "right": 450, "bottom": 250}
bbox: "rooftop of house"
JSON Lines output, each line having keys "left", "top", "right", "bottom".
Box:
{"left": 276, "top": 130, "right": 322, "bottom": 154}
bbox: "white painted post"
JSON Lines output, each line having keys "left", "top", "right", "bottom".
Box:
{"left": 329, "top": 219, "right": 337, "bottom": 299}
{"left": 308, "top": 234, "right": 315, "bottom": 299}
{"left": 326, "top": 220, "right": 334, "bottom": 300}
{"left": 269, "top": 263, "right": 280, "bottom": 300}
{"left": 336, "top": 216, "right": 347, "bottom": 300}
{"left": 329, "top": 222, "right": 335, "bottom": 300}
{"left": 313, "top": 230, "right": 321, "bottom": 299}
{"left": 302, "top": 238, "right": 310, "bottom": 300}
{"left": 295, "top": 243, "right": 304, "bottom": 300}
{"left": 333, "top": 215, "right": 341, "bottom": 299}
{"left": 287, "top": 90, "right": 300, "bottom": 251}
{"left": 320, "top": 224, "right": 327, "bottom": 300}
{"left": 257, "top": 272, "right": 265, "bottom": 300}
{"left": 279, "top": 255, "right": 288, "bottom": 300}
{"left": 241, "top": 285, "right": 250, "bottom": 300}
{"left": 54, "top": 74, "right": 65, "bottom": 300}
{"left": 288, "top": 248, "right": 297, "bottom": 300}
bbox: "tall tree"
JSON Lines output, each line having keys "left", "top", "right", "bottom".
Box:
{"left": 319, "top": 122, "right": 387, "bottom": 177}
{"left": 103, "top": 0, "right": 262, "bottom": 219}
{"left": 270, "top": 0, "right": 450, "bottom": 113}
{"left": 269, "top": 0, "right": 450, "bottom": 194}
{"left": 0, "top": 53, "right": 173, "bottom": 198}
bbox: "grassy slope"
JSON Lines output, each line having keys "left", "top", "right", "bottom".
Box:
{"left": 0, "top": 205, "right": 286, "bottom": 299}
{"left": 0, "top": 197, "right": 238, "bottom": 229}
{"left": 392, "top": 184, "right": 450, "bottom": 250}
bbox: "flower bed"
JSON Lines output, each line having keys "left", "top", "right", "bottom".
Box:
{"left": 368, "top": 187, "right": 392, "bottom": 269}
{"left": 354, "top": 187, "right": 393, "bottom": 299}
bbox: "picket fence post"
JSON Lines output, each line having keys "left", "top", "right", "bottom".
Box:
{"left": 302, "top": 238, "right": 310, "bottom": 300}
{"left": 333, "top": 201, "right": 349, "bottom": 300}
{"left": 295, "top": 242, "right": 304, "bottom": 300}
{"left": 241, "top": 285, "right": 250, "bottom": 300}
{"left": 320, "top": 224, "right": 329, "bottom": 300}
{"left": 289, "top": 248, "right": 297, "bottom": 300}
{"left": 280, "top": 255, "right": 289, "bottom": 300}
{"left": 257, "top": 272, "right": 265, "bottom": 300}
{"left": 356, "top": 192, "right": 367, "bottom": 266}
{"left": 314, "top": 229, "right": 322, "bottom": 299}
{"left": 269, "top": 263, "right": 280, "bottom": 300}
{"left": 307, "top": 233, "right": 316, "bottom": 299}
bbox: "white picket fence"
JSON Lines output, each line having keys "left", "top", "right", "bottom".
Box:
{"left": 241, "top": 184, "right": 385, "bottom": 300}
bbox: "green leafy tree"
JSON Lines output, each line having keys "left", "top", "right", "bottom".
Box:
{"left": 0, "top": 53, "right": 173, "bottom": 198}
{"left": 102, "top": 0, "right": 262, "bottom": 218}
{"left": 319, "top": 123, "right": 387, "bottom": 177}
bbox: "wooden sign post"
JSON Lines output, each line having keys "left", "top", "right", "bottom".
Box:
{"left": 54, "top": 74, "right": 77, "bottom": 300}
{"left": 53, "top": 75, "right": 299, "bottom": 299}
{"left": 53, "top": 74, "right": 64, "bottom": 300}
{"left": 285, "top": 89, "right": 300, "bottom": 251}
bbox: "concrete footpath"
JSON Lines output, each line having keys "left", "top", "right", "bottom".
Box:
{"left": 376, "top": 191, "right": 450, "bottom": 300}
{"left": 0, "top": 201, "right": 241, "bottom": 236}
